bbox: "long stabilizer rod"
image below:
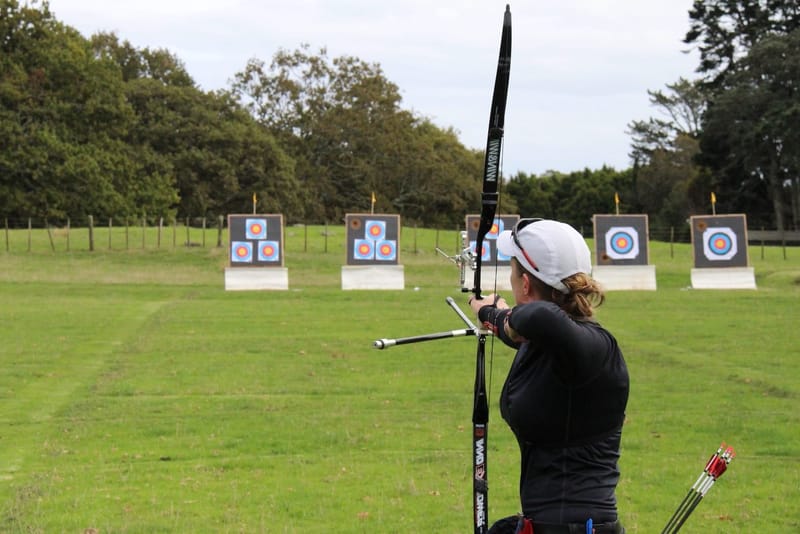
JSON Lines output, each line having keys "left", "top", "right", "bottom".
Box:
{"left": 373, "top": 297, "right": 482, "bottom": 350}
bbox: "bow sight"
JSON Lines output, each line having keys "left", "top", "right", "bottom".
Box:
{"left": 436, "top": 231, "right": 478, "bottom": 293}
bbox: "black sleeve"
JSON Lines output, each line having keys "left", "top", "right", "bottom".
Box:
{"left": 507, "top": 301, "right": 611, "bottom": 380}
{"left": 477, "top": 306, "right": 520, "bottom": 349}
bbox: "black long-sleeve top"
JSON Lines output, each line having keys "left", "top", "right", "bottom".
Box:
{"left": 478, "top": 301, "right": 629, "bottom": 524}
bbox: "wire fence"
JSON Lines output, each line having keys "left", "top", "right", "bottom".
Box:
{"left": 2, "top": 216, "right": 798, "bottom": 256}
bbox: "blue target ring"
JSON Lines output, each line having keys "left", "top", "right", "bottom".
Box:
{"left": 353, "top": 239, "right": 375, "bottom": 260}
{"left": 231, "top": 241, "right": 253, "bottom": 263}
{"left": 487, "top": 218, "right": 504, "bottom": 240}
{"left": 245, "top": 218, "right": 267, "bottom": 240}
{"left": 604, "top": 226, "right": 640, "bottom": 260}
{"left": 702, "top": 227, "right": 738, "bottom": 261}
{"left": 375, "top": 240, "right": 397, "bottom": 261}
{"left": 365, "top": 220, "right": 386, "bottom": 241}
{"left": 609, "top": 231, "right": 634, "bottom": 254}
{"left": 257, "top": 240, "right": 280, "bottom": 262}
{"left": 708, "top": 232, "right": 732, "bottom": 255}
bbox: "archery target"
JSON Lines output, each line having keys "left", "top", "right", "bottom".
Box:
{"left": 470, "top": 240, "right": 492, "bottom": 262}
{"left": 231, "top": 241, "right": 253, "bottom": 263}
{"left": 257, "top": 240, "right": 280, "bottom": 262}
{"left": 365, "top": 220, "right": 386, "bottom": 241}
{"left": 345, "top": 214, "right": 400, "bottom": 265}
{"left": 593, "top": 214, "right": 649, "bottom": 266}
{"left": 465, "top": 214, "right": 519, "bottom": 266}
{"left": 605, "top": 226, "right": 640, "bottom": 260}
{"left": 228, "top": 214, "right": 284, "bottom": 267}
{"left": 702, "top": 227, "right": 738, "bottom": 261}
{"left": 245, "top": 218, "right": 267, "bottom": 240}
{"left": 690, "top": 214, "right": 749, "bottom": 268}
{"left": 487, "top": 218, "right": 504, "bottom": 240}
{"left": 375, "top": 240, "right": 397, "bottom": 261}
{"left": 354, "top": 239, "right": 375, "bottom": 260}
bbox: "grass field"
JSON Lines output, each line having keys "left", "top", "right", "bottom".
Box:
{"left": 1, "top": 225, "right": 798, "bottom": 533}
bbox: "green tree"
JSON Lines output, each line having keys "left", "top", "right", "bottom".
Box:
{"left": 626, "top": 79, "right": 706, "bottom": 228}
{"left": 0, "top": 0, "right": 162, "bottom": 220}
{"left": 89, "top": 31, "right": 195, "bottom": 86}
{"left": 230, "top": 45, "right": 489, "bottom": 225}
{"left": 684, "top": 0, "right": 800, "bottom": 87}
{"left": 123, "top": 78, "right": 301, "bottom": 220}
{"left": 88, "top": 29, "right": 301, "bottom": 221}
{"left": 699, "top": 30, "right": 800, "bottom": 230}
{"left": 627, "top": 78, "right": 706, "bottom": 163}
{"left": 505, "top": 171, "right": 558, "bottom": 220}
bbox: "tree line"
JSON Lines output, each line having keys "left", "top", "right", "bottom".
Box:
{"left": 1, "top": 0, "right": 798, "bottom": 233}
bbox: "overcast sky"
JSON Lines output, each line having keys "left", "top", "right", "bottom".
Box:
{"left": 46, "top": 0, "right": 699, "bottom": 176}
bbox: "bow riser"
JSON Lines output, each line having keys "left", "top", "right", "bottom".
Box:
{"left": 472, "top": 6, "right": 511, "bottom": 534}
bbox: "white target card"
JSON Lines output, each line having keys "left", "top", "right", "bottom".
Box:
{"left": 690, "top": 214, "right": 749, "bottom": 268}
{"left": 593, "top": 215, "right": 649, "bottom": 266}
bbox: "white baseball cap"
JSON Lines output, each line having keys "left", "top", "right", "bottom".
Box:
{"left": 496, "top": 219, "right": 592, "bottom": 294}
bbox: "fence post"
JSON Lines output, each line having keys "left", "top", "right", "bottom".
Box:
{"left": 157, "top": 217, "right": 163, "bottom": 249}
{"left": 27, "top": 218, "right": 32, "bottom": 252}
{"left": 108, "top": 217, "right": 113, "bottom": 249}
{"left": 46, "top": 219, "right": 55, "bottom": 252}
{"left": 304, "top": 222, "right": 308, "bottom": 252}
{"left": 782, "top": 230, "right": 787, "bottom": 260}
{"left": 185, "top": 217, "right": 190, "bottom": 247}
{"left": 66, "top": 218, "right": 71, "bottom": 251}
{"left": 670, "top": 226, "right": 674, "bottom": 259}
{"left": 88, "top": 215, "right": 94, "bottom": 252}
{"left": 202, "top": 217, "right": 206, "bottom": 247}
{"left": 217, "top": 215, "right": 223, "bottom": 247}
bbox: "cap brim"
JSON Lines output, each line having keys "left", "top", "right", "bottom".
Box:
{"left": 496, "top": 230, "right": 515, "bottom": 257}
{"left": 497, "top": 229, "right": 540, "bottom": 275}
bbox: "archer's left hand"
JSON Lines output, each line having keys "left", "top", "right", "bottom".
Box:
{"left": 468, "top": 293, "right": 509, "bottom": 315}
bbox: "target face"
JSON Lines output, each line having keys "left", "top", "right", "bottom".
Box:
{"left": 231, "top": 241, "right": 253, "bottom": 263}
{"left": 245, "top": 218, "right": 267, "bottom": 240}
{"left": 353, "top": 239, "right": 375, "bottom": 260}
{"left": 605, "top": 226, "right": 640, "bottom": 260}
{"left": 365, "top": 220, "right": 386, "bottom": 241}
{"left": 470, "top": 240, "right": 492, "bottom": 262}
{"left": 702, "top": 227, "right": 738, "bottom": 261}
{"left": 487, "top": 218, "right": 504, "bottom": 240}
{"left": 690, "top": 215, "right": 748, "bottom": 268}
{"left": 465, "top": 214, "right": 519, "bottom": 266}
{"left": 227, "top": 214, "right": 284, "bottom": 267}
{"left": 375, "top": 240, "right": 397, "bottom": 261}
{"left": 345, "top": 214, "right": 400, "bottom": 265}
{"left": 593, "top": 214, "right": 649, "bottom": 266}
{"left": 257, "top": 240, "right": 280, "bottom": 262}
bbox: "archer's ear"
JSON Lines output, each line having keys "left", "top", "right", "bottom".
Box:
{"left": 522, "top": 272, "right": 533, "bottom": 296}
